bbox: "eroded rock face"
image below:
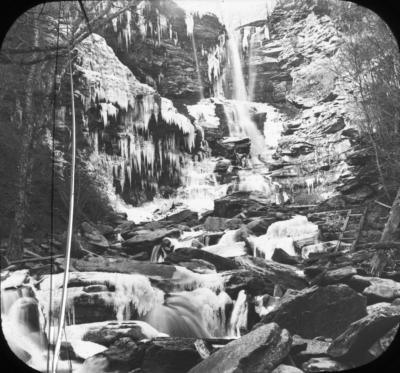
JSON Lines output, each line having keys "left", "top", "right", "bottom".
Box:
{"left": 261, "top": 284, "right": 367, "bottom": 339}
{"left": 100, "top": 1, "right": 224, "bottom": 101}
{"left": 188, "top": 323, "right": 292, "bottom": 373}
{"left": 238, "top": 0, "right": 376, "bottom": 204}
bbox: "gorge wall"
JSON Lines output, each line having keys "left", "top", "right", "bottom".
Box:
{"left": 237, "top": 0, "right": 378, "bottom": 206}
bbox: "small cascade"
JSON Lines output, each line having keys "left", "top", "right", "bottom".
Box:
{"left": 228, "top": 290, "right": 248, "bottom": 337}
{"left": 249, "top": 215, "right": 320, "bottom": 259}
{"left": 1, "top": 277, "right": 49, "bottom": 371}
{"left": 143, "top": 288, "right": 232, "bottom": 338}
{"left": 176, "top": 157, "right": 228, "bottom": 213}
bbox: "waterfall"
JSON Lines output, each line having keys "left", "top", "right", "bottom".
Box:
{"left": 191, "top": 33, "right": 205, "bottom": 100}
{"left": 228, "top": 290, "right": 248, "bottom": 337}
{"left": 143, "top": 288, "right": 232, "bottom": 338}
{"left": 223, "top": 26, "right": 265, "bottom": 157}
{"left": 185, "top": 12, "right": 204, "bottom": 99}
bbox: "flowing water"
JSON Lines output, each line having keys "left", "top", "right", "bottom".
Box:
{"left": 0, "top": 2, "right": 327, "bottom": 371}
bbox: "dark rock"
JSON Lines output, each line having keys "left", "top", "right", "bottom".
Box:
{"left": 214, "top": 191, "right": 271, "bottom": 218}
{"left": 122, "top": 228, "right": 181, "bottom": 254}
{"left": 235, "top": 256, "right": 309, "bottom": 291}
{"left": 317, "top": 195, "right": 347, "bottom": 210}
{"left": 341, "top": 128, "right": 359, "bottom": 139}
{"left": 103, "top": 338, "right": 145, "bottom": 371}
{"left": 141, "top": 337, "right": 202, "bottom": 373}
{"left": 247, "top": 217, "right": 275, "bottom": 236}
{"left": 302, "top": 357, "right": 348, "bottom": 372}
{"left": 223, "top": 269, "right": 275, "bottom": 298}
{"left": 162, "top": 209, "right": 199, "bottom": 227}
{"left": 319, "top": 266, "right": 358, "bottom": 285}
{"left": 327, "top": 306, "right": 400, "bottom": 365}
{"left": 96, "top": 224, "right": 114, "bottom": 237}
{"left": 214, "top": 159, "right": 231, "bottom": 174}
{"left": 188, "top": 323, "right": 292, "bottom": 373}
{"left": 81, "top": 222, "right": 110, "bottom": 252}
{"left": 322, "top": 117, "right": 345, "bottom": 134}
{"left": 214, "top": 137, "right": 251, "bottom": 161}
{"left": 272, "top": 248, "right": 301, "bottom": 266}
{"left": 165, "top": 247, "right": 240, "bottom": 272}
{"left": 261, "top": 284, "right": 367, "bottom": 339}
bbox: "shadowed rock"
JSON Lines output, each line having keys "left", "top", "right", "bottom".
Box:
{"left": 188, "top": 323, "right": 292, "bottom": 373}
{"left": 261, "top": 284, "right": 367, "bottom": 339}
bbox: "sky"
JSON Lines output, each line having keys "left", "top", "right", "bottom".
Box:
{"left": 175, "top": 0, "right": 278, "bottom": 28}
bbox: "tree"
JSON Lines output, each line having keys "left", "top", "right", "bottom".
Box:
{"left": 1, "top": 1, "right": 139, "bottom": 260}
{"left": 332, "top": 2, "right": 400, "bottom": 202}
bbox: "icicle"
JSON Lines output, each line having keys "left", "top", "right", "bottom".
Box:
{"left": 185, "top": 13, "right": 194, "bottom": 37}
{"left": 169, "top": 23, "right": 173, "bottom": 40}
{"left": 112, "top": 17, "right": 118, "bottom": 32}
{"left": 173, "top": 31, "right": 178, "bottom": 46}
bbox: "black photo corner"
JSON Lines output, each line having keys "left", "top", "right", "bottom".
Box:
{"left": 1, "top": 0, "right": 400, "bottom": 372}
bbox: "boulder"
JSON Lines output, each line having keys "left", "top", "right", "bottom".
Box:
{"left": 122, "top": 228, "right": 181, "bottom": 254}
{"left": 247, "top": 217, "right": 276, "bottom": 236}
{"left": 261, "top": 285, "right": 367, "bottom": 339}
{"left": 165, "top": 247, "right": 240, "bottom": 272}
{"left": 327, "top": 306, "right": 400, "bottom": 365}
{"left": 141, "top": 337, "right": 202, "bottom": 373}
{"left": 101, "top": 338, "right": 145, "bottom": 372}
{"left": 223, "top": 269, "right": 275, "bottom": 298}
{"left": 214, "top": 191, "right": 271, "bottom": 218}
{"left": 235, "top": 256, "right": 308, "bottom": 291}
{"left": 188, "top": 323, "right": 292, "bottom": 373}
{"left": 162, "top": 209, "right": 199, "bottom": 227}
{"left": 81, "top": 222, "right": 109, "bottom": 252}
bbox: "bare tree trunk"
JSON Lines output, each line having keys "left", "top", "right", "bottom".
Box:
{"left": 381, "top": 187, "right": 400, "bottom": 242}
{"left": 6, "top": 14, "right": 40, "bottom": 261}
{"left": 371, "top": 187, "right": 400, "bottom": 276}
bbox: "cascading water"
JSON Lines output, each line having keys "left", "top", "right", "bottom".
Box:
{"left": 248, "top": 215, "right": 320, "bottom": 259}
{"left": 186, "top": 12, "right": 205, "bottom": 100}
{"left": 222, "top": 24, "right": 265, "bottom": 157}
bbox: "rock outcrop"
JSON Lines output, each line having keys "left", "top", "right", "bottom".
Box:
{"left": 188, "top": 323, "right": 292, "bottom": 373}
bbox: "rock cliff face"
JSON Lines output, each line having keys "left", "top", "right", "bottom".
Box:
{"left": 240, "top": 0, "right": 374, "bottom": 204}
{"left": 99, "top": 0, "right": 225, "bottom": 102}
{"left": 54, "top": 32, "right": 197, "bottom": 206}
{"left": 50, "top": 0, "right": 227, "bottom": 206}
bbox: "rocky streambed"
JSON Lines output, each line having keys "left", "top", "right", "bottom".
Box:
{"left": 2, "top": 155, "right": 400, "bottom": 373}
